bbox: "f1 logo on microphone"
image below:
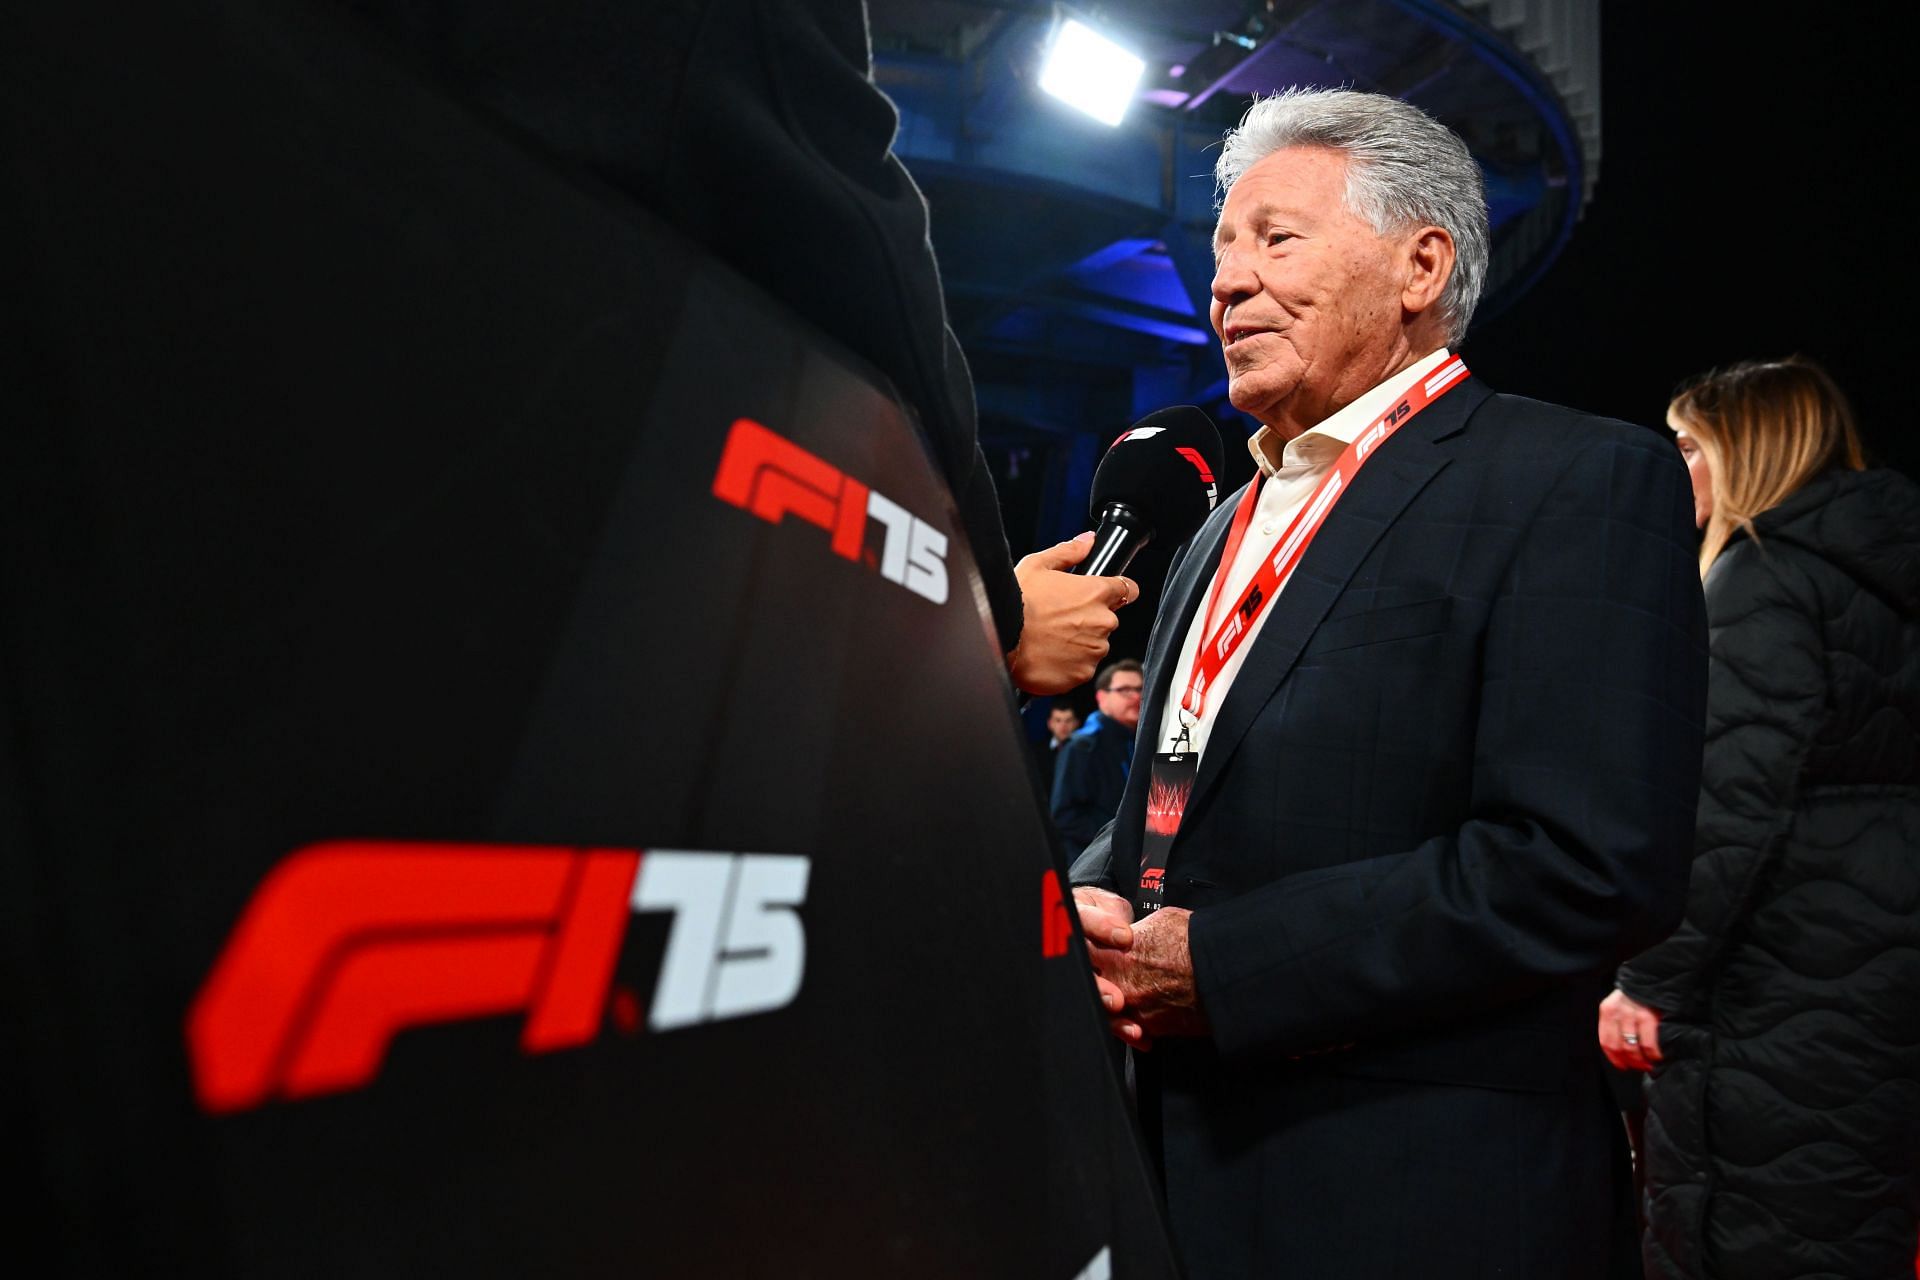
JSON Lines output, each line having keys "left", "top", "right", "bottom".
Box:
{"left": 187, "top": 842, "right": 810, "bottom": 1114}
{"left": 1175, "top": 446, "right": 1219, "bottom": 510}
{"left": 712, "top": 417, "right": 949, "bottom": 604}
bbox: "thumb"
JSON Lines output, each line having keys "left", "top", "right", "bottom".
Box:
{"left": 1027, "top": 530, "right": 1096, "bottom": 571}
{"left": 1099, "top": 575, "right": 1141, "bottom": 608}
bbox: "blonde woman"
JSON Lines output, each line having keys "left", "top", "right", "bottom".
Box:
{"left": 1599, "top": 357, "right": 1920, "bottom": 1279}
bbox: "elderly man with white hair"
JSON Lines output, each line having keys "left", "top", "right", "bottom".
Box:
{"left": 1070, "top": 87, "right": 1707, "bottom": 1278}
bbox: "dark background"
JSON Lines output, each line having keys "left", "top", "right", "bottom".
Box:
{"left": 1467, "top": 8, "right": 1909, "bottom": 476}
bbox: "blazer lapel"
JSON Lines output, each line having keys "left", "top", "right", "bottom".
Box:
{"left": 1185, "top": 379, "right": 1488, "bottom": 814}
{"left": 1137, "top": 487, "right": 1242, "bottom": 741}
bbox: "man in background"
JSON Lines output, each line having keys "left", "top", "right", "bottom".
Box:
{"left": 1031, "top": 702, "right": 1080, "bottom": 791}
{"left": 1050, "top": 660, "right": 1141, "bottom": 862}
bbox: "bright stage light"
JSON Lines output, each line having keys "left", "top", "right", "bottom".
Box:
{"left": 1039, "top": 17, "right": 1146, "bottom": 127}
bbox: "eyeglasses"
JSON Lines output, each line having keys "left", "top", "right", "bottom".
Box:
{"left": 1105, "top": 684, "right": 1144, "bottom": 696}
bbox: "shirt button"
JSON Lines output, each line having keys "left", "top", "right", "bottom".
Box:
{"left": 1260, "top": 523, "right": 1276, "bottom": 535}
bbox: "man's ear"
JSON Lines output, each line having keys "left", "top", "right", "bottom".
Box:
{"left": 1401, "top": 225, "right": 1455, "bottom": 318}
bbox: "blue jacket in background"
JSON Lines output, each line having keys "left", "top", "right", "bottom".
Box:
{"left": 1050, "top": 711, "right": 1133, "bottom": 862}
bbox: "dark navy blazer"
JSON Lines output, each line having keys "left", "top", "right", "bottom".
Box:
{"left": 1074, "top": 378, "right": 1708, "bottom": 1278}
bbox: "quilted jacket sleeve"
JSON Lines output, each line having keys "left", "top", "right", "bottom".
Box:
{"left": 1616, "top": 539, "right": 1828, "bottom": 1016}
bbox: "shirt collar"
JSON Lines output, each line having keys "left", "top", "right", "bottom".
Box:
{"left": 1246, "top": 348, "right": 1452, "bottom": 477}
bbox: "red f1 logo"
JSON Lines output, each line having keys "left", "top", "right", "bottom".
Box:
{"left": 1175, "top": 446, "right": 1219, "bottom": 509}
{"left": 712, "top": 417, "right": 949, "bottom": 604}
{"left": 1174, "top": 447, "right": 1214, "bottom": 482}
{"left": 187, "top": 842, "right": 809, "bottom": 1114}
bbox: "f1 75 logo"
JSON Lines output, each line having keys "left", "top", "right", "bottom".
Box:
{"left": 187, "top": 842, "right": 809, "bottom": 1114}
{"left": 712, "top": 417, "right": 949, "bottom": 604}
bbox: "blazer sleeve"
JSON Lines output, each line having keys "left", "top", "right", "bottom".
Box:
{"left": 1068, "top": 820, "right": 1120, "bottom": 891}
{"left": 1190, "top": 431, "right": 1710, "bottom": 1059}
{"left": 1615, "top": 542, "right": 1825, "bottom": 1015}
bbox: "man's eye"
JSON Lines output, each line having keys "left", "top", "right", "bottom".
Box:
{"left": 1267, "top": 231, "right": 1291, "bottom": 246}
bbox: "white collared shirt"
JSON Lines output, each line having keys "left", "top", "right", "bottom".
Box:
{"left": 1152, "top": 349, "right": 1453, "bottom": 758}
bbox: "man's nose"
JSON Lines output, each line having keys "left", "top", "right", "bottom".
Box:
{"left": 1211, "top": 246, "right": 1257, "bottom": 307}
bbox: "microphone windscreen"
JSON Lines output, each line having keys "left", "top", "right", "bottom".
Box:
{"left": 1089, "top": 406, "right": 1224, "bottom": 547}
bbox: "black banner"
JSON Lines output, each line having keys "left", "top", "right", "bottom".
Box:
{"left": 1, "top": 3, "right": 1176, "bottom": 1275}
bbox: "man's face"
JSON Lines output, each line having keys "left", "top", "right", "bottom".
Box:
{"left": 1210, "top": 146, "right": 1413, "bottom": 436}
{"left": 1048, "top": 707, "right": 1079, "bottom": 743}
{"left": 1095, "top": 672, "right": 1144, "bottom": 731}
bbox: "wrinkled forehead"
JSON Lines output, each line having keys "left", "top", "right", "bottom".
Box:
{"left": 1212, "top": 147, "right": 1361, "bottom": 250}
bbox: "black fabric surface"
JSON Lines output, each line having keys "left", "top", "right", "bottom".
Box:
{"left": 1, "top": 3, "right": 1176, "bottom": 1274}
{"left": 341, "top": 0, "right": 1025, "bottom": 654}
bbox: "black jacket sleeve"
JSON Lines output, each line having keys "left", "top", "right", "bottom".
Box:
{"left": 1616, "top": 540, "right": 1826, "bottom": 1015}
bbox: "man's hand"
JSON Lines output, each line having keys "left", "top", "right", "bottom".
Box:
{"left": 1006, "top": 533, "right": 1139, "bottom": 696}
{"left": 1073, "top": 885, "right": 1135, "bottom": 951}
{"left": 1073, "top": 886, "right": 1135, "bottom": 1029}
{"left": 1090, "top": 901, "right": 1205, "bottom": 1051}
{"left": 1598, "top": 988, "right": 1664, "bottom": 1072}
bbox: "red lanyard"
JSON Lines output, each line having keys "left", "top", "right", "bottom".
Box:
{"left": 1179, "top": 357, "right": 1469, "bottom": 724}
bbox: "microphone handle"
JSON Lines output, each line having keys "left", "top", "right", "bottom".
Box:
{"left": 1076, "top": 502, "right": 1153, "bottom": 577}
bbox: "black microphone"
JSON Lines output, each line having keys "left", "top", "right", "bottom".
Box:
{"left": 1076, "top": 406, "right": 1225, "bottom": 577}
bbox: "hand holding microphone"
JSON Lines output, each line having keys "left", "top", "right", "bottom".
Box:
{"left": 1006, "top": 407, "right": 1224, "bottom": 696}
{"left": 1007, "top": 533, "right": 1137, "bottom": 695}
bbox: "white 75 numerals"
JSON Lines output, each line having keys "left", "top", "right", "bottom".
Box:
{"left": 865, "top": 490, "right": 949, "bottom": 605}
{"left": 630, "top": 851, "right": 810, "bottom": 1030}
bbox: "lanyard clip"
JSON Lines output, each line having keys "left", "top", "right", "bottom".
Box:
{"left": 1169, "top": 712, "right": 1194, "bottom": 759}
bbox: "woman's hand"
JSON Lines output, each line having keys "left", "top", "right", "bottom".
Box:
{"left": 1598, "top": 988, "right": 1665, "bottom": 1073}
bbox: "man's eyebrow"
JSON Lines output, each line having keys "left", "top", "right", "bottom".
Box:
{"left": 1213, "top": 201, "right": 1287, "bottom": 256}
{"left": 1211, "top": 216, "right": 1242, "bottom": 261}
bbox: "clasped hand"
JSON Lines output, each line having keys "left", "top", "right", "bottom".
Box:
{"left": 1072, "top": 886, "right": 1207, "bottom": 1049}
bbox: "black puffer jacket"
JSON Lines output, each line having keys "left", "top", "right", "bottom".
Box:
{"left": 1618, "top": 466, "right": 1920, "bottom": 1279}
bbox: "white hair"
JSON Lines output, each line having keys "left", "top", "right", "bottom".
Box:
{"left": 1215, "top": 87, "right": 1490, "bottom": 344}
